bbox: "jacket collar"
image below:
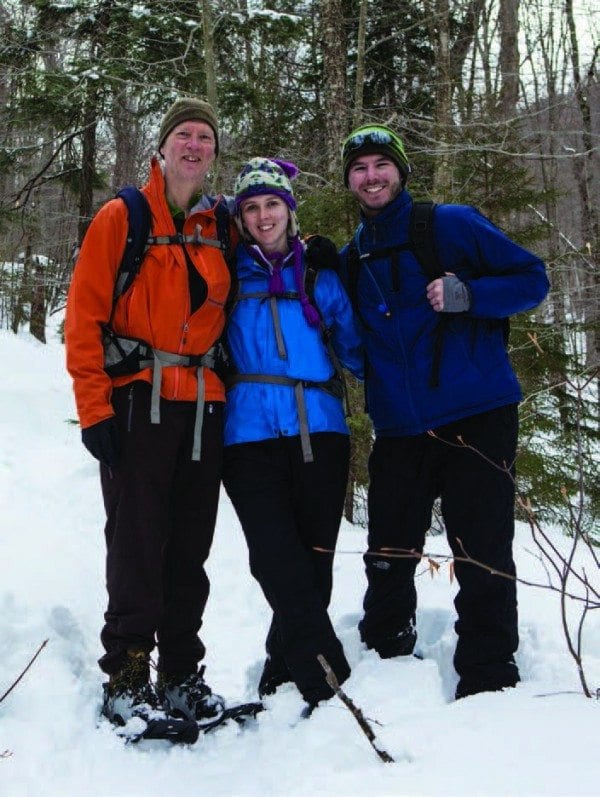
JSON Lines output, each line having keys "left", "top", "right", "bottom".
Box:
{"left": 357, "top": 188, "right": 412, "bottom": 245}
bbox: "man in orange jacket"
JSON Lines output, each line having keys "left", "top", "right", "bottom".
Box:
{"left": 65, "top": 97, "right": 233, "bottom": 729}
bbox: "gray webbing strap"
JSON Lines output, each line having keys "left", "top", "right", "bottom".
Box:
{"left": 147, "top": 348, "right": 215, "bottom": 462}
{"left": 269, "top": 296, "right": 287, "bottom": 359}
{"left": 293, "top": 381, "right": 313, "bottom": 463}
{"left": 226, "top": 373, "right": 317, "bottom": 463}
{"left": 192, "top": 367, "right": 206, "bottom": 462}
{"left": 234, "top": 290, "right": 299, "bottom": 361}
{"left": 149, "top": 228, "right": 224, "bottom": 249}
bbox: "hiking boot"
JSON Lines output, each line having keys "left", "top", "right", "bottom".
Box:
{"left": 102, "top": 650, "right": 163, "bottom": 726}
{"left": 258, "top": 655, "right": 293, "bottom": 698}
{"left": 455, "top": 660, "right": 520, "bottom": 700}
{"left": 364, "top": 616, "right": 417, "bottom": 659}
{"left": 157, "top": 665, "right": 225, "bottom": 722}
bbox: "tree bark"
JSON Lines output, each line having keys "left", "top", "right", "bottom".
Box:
{"left": 321, "top": 0, "right": 348, "bottom": 177}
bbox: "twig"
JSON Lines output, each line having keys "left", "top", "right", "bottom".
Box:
{"left": 0, "top": 640, "right": 49, "bottom": 705}
{"left": 317, "top": 654, "right": 395, "bottom": 764}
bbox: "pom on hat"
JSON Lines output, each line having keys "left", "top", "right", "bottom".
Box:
{"left": 158, "top": 97, "right": 219, "bottom": 155}
{"left": 233, "top": 157, "right": 298, "bottom": 212}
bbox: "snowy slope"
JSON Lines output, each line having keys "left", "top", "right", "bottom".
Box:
{"left": 1, "top": 325, "right": 599, "bottom": 797}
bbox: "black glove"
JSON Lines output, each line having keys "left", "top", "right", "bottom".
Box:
{"left": 304, "top": 235, "right": 340, "bottom": 272}
{"left": 81, "top": 417, "right": 120, "bottom": 467}
{"left": 442, "top": 275, "right": 472, "bottom": 313}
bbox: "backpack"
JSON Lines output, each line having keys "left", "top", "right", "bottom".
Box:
{"left": 112, "top": 185, "right": 235, "bottom": 304}
{"left": 345, "top": 201, "right": 509, "bottom": 388}
{"left": 222, "top": 242, "right": 349, "bottom": 464}
{"left": 345, "top": 201, "right": 442, "bottom": 312}
{"left": 101, "top": 187, "right": 236, "bottom": 461}
{"left": 103, "top": 185, "right": 236, "bottom": 379}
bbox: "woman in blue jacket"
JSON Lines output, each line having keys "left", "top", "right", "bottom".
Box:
{"left": 222, "top": 157, "right": 363, "bottom": 713}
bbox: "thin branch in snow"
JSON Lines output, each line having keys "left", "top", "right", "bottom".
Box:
{"left": 0, "top": 639, "right": 49, "bottom": 705}
{"left": 317, "top": 654, "right": 395, "bottom": 764}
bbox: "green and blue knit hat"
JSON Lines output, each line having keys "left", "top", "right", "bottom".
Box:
{"left": 341, "top": 124, "right": 411, "bottom": 186}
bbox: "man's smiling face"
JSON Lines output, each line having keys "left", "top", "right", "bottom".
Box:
{"left": 347, "top": 153, "right": 403, "bottom": 217}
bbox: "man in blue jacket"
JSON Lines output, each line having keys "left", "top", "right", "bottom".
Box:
{"left": 340, "top": 124, "right": 549, "bottom": 699}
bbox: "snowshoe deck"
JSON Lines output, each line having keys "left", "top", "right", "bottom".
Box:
{"left": 197, "top": 701, "right": 264, "bottom": 733}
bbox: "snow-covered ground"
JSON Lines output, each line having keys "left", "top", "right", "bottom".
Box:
{"left": 1, "top": 324, "right": 598, "bottom": 797}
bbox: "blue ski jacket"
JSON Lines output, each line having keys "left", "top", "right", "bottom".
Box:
{"left": 340, "top": 189, "right": 549, "bottom": 437}
{"left": 223, "top": 243, "right": 364, "bottom": 446}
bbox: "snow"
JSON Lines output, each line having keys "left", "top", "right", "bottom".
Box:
{"left": 1, "top": 323, "right": 599, "bottom": 797}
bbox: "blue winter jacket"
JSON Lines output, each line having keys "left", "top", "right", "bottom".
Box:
{"left": 223, "top": 243, "right": 364, "bottom": 446}
{"left": 340, "top": 190, "right": 549, "bottom": 437}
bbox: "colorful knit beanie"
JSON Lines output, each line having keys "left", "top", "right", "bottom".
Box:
{"left": 158, "top": 97, "right": 219, "bottom": 155}
{"left": 234, "top": 157, "right": 320, "bottom": 328}
{"left": 341, "top": 124, "right": 411, "bottom": 186}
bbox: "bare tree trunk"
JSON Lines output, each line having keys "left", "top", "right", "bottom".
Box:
{"left": 78, "top": 95, "right": 97, "bottom": 243}
{"left": 565, "top": 0, "right": 600, "bottom": 381}
{"left": 497, "top": 0, "right": 520, "bottom": 118}
{"left": 202, "top": 0, "right": 218, "bottom": 111}
{"left": 430, "top": 0, "right": 453, "bottom": 201}
{"left": 321, "top": 0, "right": 348, "bottom": 177}
{"left": 353, "top": 0, "right": 367, "bottom": 127}
{"left": 112, "top": 91, "right": 141, "bottom": 192}
{"left": 11, "top": 238, "right": 30, "bottom": 335}
{"left": 30, "top": 254, "right": 46, "bottom": 344}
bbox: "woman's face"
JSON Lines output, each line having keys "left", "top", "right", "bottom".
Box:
{"left": 240, "top": 194, "right": 289, "bottom": 254}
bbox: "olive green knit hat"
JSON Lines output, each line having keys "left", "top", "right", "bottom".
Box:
{"left": 158, "top": 97, "right": 219, "bottom": 155}
{"left": 341, "top": 124, "right": 411, "bottom": 186}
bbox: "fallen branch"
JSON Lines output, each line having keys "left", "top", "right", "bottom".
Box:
{"left": 0, "top": 639, "right": 49, "bottom": 705}
{"left": 317, "top": 654, "right": 394, "bottom": 764}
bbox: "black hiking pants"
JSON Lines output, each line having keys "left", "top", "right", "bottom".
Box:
{"left": 223, "top": 432, "right": 351, "bottom": 706}
{"left": 361, "top": 404, "right": 520, "bottom": 694}
{"left": 98, "top": 381, "right": 223, "bottom": 679}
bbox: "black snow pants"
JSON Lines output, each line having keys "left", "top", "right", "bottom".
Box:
{"left": 361, "top": 404, "right": 520, "bottom": 693}
{"left": 98, "top": 381, "right": 223, "bottom": 679}
{"left": 223, "top": 432, "right": 351, "bottom": 706}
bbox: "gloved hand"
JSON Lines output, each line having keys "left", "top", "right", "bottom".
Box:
{"left": 81, "top": 417, "right": 120, "bottom": 467}
{"left": 427, "top": 274, "right": 472, "bottom": 313}
{"left": 304, "top": 234, "right": 340, "bottom": 272}
{"left": 442, "top": 275, "right": 471, "bottom": 312}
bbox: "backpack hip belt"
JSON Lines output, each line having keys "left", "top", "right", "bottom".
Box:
{"left": 103, "top": 329, "right": 216, "bottom": 461}
{"left": 225, "top": 372, "right": 344, "bottom": 464}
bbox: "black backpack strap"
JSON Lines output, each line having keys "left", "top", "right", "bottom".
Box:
{"left": 408, "top": 201, "right": 447, "bottom": 388}
{"left": 345, "top": 237, "right": 361, "bottom": 313}
{"left": 114, "top": 186, "right": 152, "bottom": 302}
{"left": 304, "top": 265, "right": 351, "bottom": 417}
{"left": 214, "top": 197, "right": 238, "bottom": 312}
{"left": 408, "top": 201, "right": 442, "bottom": 282}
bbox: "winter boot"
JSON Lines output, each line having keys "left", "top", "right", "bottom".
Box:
{"left": 102, "top": 649, "right": 163, "bottom": 726}
{"left": 455, "top": 659, "right": 520, "bottom": 700}
{"left": 157, "top": 665, "right": 225, "bottom": 722}
{"left": 364, "top": 616, "right": 417, "bottom": 659}
{"left": 258, "top": 654, "right": 293, "bottom": 698}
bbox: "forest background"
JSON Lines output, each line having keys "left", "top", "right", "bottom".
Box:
{"left": 0, "top": 0, "right": 598, "bottom": 536}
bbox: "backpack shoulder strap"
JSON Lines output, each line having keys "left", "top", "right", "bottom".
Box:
{"left": 213, "top": 196, "right": 238, "bottom": 310}
{"left": 114, "top": 186, "right": 152, "bottom": 301}
{"left": 408, "top": 201, "right": 443, "bottom": 282}
{"left": 345, "top": 236, "right": 361, "bottom": 312}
